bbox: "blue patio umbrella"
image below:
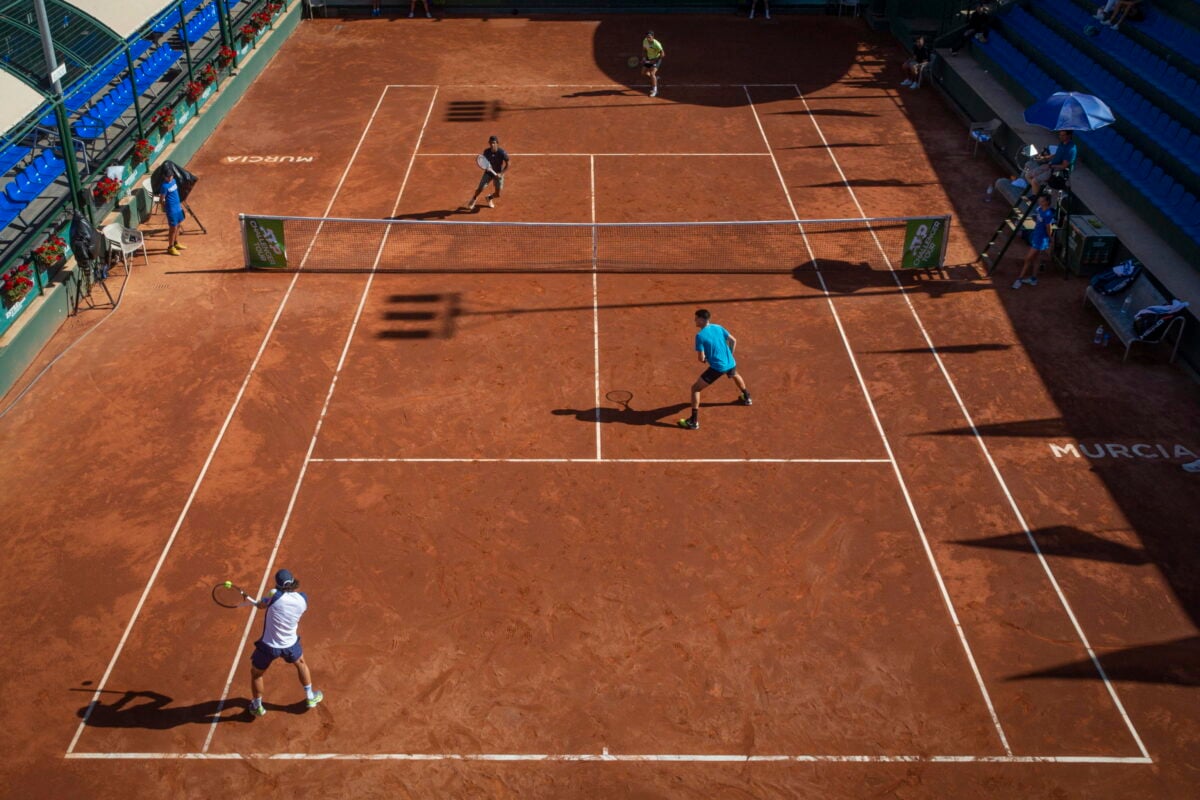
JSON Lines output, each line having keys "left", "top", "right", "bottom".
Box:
{"left": 1023, "top": 91, "right": 1115, "bottom": 131}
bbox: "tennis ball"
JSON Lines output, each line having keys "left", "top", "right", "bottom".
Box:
{"left": 224, "top": 581, "right": 232, "bottom": 588}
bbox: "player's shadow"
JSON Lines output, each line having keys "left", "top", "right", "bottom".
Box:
{"left": 1006, "top": 636, "right": 1200, "bottom": 687}
{"left": 792, "top": 260, "right": 989, "bottom": 299}
{"left": 390, "top": 209, "right": 466, "bottom": 220}
{"left": 74, "top": 689, "right": 306, "bottom": 728}
{"left": 552, "top": 400, "right": 741, "bottom": 428}
{"left": 561, "top": 89, "right": 632, "bottom": 98}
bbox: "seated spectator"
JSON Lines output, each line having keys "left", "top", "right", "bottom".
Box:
{"left": 950, "top": 3, "right": 992, "bottom": 55}
{"left": 1094, "top": 0, "right": 1118, "bottom": 21}
{"left": 1103, "top": 0, "right": 1143, "bottom": 31}
{"left": 900, "top": 36, "right": 932, "bottom": 89}
{"left": 1011, "top": 193, "right": 1056, "bottom": 289}
{"left": 1022, "top": 130, "right": 1077, "bottom": 193}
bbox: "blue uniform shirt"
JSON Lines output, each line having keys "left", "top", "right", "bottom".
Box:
{"left": 695, "top": 323, "right": 736, "bottom": 372}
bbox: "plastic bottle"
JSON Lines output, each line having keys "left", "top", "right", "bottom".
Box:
{"left": 1093, "top": 325, "right": 1105, "bottom": 345}
{"left": 985, "top": 185, "right": 994, "bottom": 203}
{"left": 1122, "top": 295, "right": 1133, "bottom": 316}
{"left": 1103, "top": 331, "right": 1111, "bottom": 347}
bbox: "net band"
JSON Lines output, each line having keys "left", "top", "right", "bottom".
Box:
{"left": 239, "top": 214, "right": 952, "bottom": 273}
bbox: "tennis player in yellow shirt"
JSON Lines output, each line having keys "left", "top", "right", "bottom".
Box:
{"left": 641, "top": 31, "right": 664, "bottom": 97}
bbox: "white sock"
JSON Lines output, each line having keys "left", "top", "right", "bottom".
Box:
{"left": 304, "top": 684, "right": 314, "bottom": 700}
{"left": 251, "top": 697, "right": 263, "bottom": 709}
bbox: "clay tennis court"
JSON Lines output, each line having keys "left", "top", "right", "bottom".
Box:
{"left": 1, "top": 14, "right": 1198, "bottom": 799}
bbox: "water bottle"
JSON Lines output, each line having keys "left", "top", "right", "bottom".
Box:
{"left": 1093, "top": 325, "right": 1104, "bottom": 345}
{"left": 1103, "top": 331, "right": 1111, "bottom": 347}
{"left": 985, "top": 184, "right": 994, "bottom": 202}
{"left": 1121, "top": 295, "right": 1133, "bottom": 316}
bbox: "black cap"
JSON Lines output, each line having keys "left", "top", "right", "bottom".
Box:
{"left": 275, "top": 569, "right": 296, "bottom": 589}
{"left": 489, "top": 135, "right": 499, "bottom": 143}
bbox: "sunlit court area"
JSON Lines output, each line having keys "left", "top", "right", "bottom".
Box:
{"left": 1, "top": 0, "right": 1199, "bottom": 797}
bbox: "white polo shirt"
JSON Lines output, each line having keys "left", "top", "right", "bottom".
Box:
{"left": 260, "top": 591, "right": 308, "bottom": 648}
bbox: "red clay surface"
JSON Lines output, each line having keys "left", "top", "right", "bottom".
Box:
{"left": 0, "top": 14, "right": 1198, "bottom": 799}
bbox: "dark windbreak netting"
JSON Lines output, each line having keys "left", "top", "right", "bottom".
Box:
{"left": 240, "top": 215, "right": 942, "bottom": 273}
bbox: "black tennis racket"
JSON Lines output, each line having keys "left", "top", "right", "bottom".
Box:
{"left": 212, "top": 582, "right": 255, "bottom": 608}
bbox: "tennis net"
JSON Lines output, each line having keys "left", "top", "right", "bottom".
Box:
{"left": 239, "top": 214, "right": 951, "bottom": 273}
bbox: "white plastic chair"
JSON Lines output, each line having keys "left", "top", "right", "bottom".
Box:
{"left": 968, "top": 119, "right": 1002, "bottom": 157}
{"left": 102, "top": 222, "right": 149, "bottom": 269}
{"left": 140, "top": 177, "right": 160, "bottom": 218}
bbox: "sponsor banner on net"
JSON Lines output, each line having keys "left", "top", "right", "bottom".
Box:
{"left": 245, "top": 217, "right": 288, "bottom": 269}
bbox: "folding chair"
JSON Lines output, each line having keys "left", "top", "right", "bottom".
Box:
{"left": 968, "top": 119, "right": 1001, "bottom": 157}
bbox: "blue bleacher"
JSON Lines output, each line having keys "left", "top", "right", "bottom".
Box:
{"left": 976, "top": 32, "right": 1200, "bottom": 249}
{"left": 0, "top": 150, "right": 65, "bottom": 232}
{"left": 1004, "top": 4, "right": 1200, "bottom": 184}
{"left": 1041, "top": 0, "right": 1199, "bottom": 122}
{"left": 151, "top": 0, "right": 206, "bottom": 34}
{"left": 184, "top": 3, "right": 219, "bottom": 43}
{"left": 0, "top": 146, "right": 31, "bottom": 177}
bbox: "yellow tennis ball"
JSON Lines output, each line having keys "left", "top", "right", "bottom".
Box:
{"left": 267, "top": 588, "right": 277, "bottom": 597}
{"left": 224, "top": 581, "right": 232, "bottom": 588}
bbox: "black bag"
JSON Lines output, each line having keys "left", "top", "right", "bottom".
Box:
{"left": 1089, "top": 260, "right": 1141, "bottom": 296}
{"left": 1126, "top": 4, "right": 1145, "bottom": 21}
{"left": 151, "top": 160, "right": 198, "bottom": 201}
{"left": 1133, "top": 309, "right": 1181, "bottom": 340}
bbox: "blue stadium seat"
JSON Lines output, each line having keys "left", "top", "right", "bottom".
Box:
{"left": 0, "top": 145, "right": 30, "bottom": 177}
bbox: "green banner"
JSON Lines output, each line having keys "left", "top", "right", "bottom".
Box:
{"left": 901, "top": 216, "right": 947, "bottom": 270}
{"left": 244, "top": 217, "right": 288, "bottom": 269}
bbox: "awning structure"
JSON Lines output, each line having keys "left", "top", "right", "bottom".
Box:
{"left": 0, "top": 69, "right": 45, "bottom": 133}
{"left": 68, "top": 0, "right": 173, "bottom": 40}
{"left": 0, "top": 0, "right": 124, "bottom": 91}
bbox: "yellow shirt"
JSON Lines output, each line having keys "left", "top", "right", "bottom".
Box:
{"left": 643, "top": 37, "right": 664, "bottom": 60}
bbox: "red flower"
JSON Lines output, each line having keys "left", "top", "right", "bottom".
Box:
{"left": 217, "top": 45, "right": 236, "bottom": 67}
{"left": 31, "top": 235, "right": 66, "bottom": 267}
{"left": 151, "top": 106, "right": 175, "bottom": 132}
{"left": 2, "top": 264, "right": 35, "bottom": 306}
{"left": 185, "top": 80, "right": 205, "bottom": 103}
{"left": 131, "top": 138, "right": 154, "bottom": 165}
{"left": 93, "top": 176, "right": 122, "bottom": 203}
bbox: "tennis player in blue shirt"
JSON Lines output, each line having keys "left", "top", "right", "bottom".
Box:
{"left": 678, "top": 309, "right": 752, "bottom": 430}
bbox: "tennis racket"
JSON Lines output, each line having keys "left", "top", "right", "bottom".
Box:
{"left": 626, "top": 55, "right": 640, "bottom": 68}
{"left": 475, "top": 154, "right": 499, "bottom": 177}
{"left": 212, "top": 582, "right": 255, "bottom": 608}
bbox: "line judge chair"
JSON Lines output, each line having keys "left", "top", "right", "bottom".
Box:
{"left": 102, "top": 222, "right": 149, "bottom": 269}
{"left": 968, "top": 119, "right": 1002, "bottom": 157}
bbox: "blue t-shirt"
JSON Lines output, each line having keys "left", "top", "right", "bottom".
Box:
{"left": 482, "top": 147, "right": 508, "bottom": 173}
{"left": 1029, "top": 205, "right": 1055, "bottom": 250}
{"left": 1052, "top": 140, "right": 1077, "bottom": 172}
{"left": 695, "top": 323, "right": 736, "bottom": 372}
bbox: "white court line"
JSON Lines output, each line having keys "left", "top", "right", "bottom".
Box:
{"left": 200, "top": 88, "right": 442, "bottom": 754}
{"left": 63, "top": 751, "right": 1152, "bottom": 764}
{"left": 743, "top": 86, "right": 1013, "bottom": 756}
{"left": 309, "top": 458, "right": 892, "bottom": 464}
{"left": 65, "top": 85, "right": 398, "bottom": 757}
{"left": 792, "top": 81, "right": 1151, "bottom": 759}
{"left": 420, "top": 153, "right": 772, "bottom": 157}
{"left": 590, "top": 154, "right": 601, "bottom": 460}
{"left": 385, "top": 83, "right": 796, "bottom": 88}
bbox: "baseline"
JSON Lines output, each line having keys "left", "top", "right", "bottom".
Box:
{"left": 62, "top": 751, "right": 1152, "bottom": 764}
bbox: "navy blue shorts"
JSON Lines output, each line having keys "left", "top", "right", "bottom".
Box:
{"left": 700, "top": 366, "right": 737, "bottom": 384}
{"left": 251, "top": 638, "right": 303, "bottom": 670}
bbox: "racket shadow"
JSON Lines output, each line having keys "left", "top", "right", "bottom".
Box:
{"left": 74, "top": 689, "right": 308, "bottom": 728}
{"left": 552, "top": 400, "right": 742, "bottom": 428}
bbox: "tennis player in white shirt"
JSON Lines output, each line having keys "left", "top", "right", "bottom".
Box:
{"left": 247, "top": 568, "right": 323, "bottom": 718}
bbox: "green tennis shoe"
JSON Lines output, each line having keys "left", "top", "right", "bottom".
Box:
{"left": 306, "top": 690, "right": 324, "bottom": 709}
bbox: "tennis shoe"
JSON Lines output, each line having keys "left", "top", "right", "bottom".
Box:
{"left": 306, "top": 690, "right": 324, "bottom": 709}
{"left": 739, "top": 393, "right": 753, "bottom": 406}
{"left": 677, "top": 418, "right": 699, "bottom": 430}
{"left": 249, "top": 703, "right": 266, "bottom": 718}
{"left": 467, "top": 199, "right": 476, "bottom": 210}
{"left": 900, "top": 80, "right": 913, "bottom": 88}
{"left": 486, "top": 195, "right": 495, "bottom": 208}
{"left": 167, "top": 245, "right": 180, "bottom": 256}
{"left": 1023, "top": 276, "right": 1038, "bottom": 286}
{"left": 174, "top": 242, "right": 187, "bottom": 250}
{"left": 426, "top": 11, "right": 432, "bottom": 17}
{"left": 1183, "top": 459, "right": 1200, "bottom": 473}
{"left": 1011, "top": 279, "right": 1023, "bottom": 290}
{"left": 408, "top": 11, "right": 414, "bottom": 17}
{"left": 650, "top": 87, "right": 658, "bottom": 97}
{"left": 749, "top": 9, "right": 754, "bottom": 17}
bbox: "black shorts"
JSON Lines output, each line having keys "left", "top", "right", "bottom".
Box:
{"left": 642, "top": 58, "right": 662, "bottom": 70}
{"left": 700, "top": 366, "right": 737, "bottom": 384}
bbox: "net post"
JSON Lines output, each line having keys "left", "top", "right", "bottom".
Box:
{"left": 238, "top": 213, "right": 250, "bottom": 271}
